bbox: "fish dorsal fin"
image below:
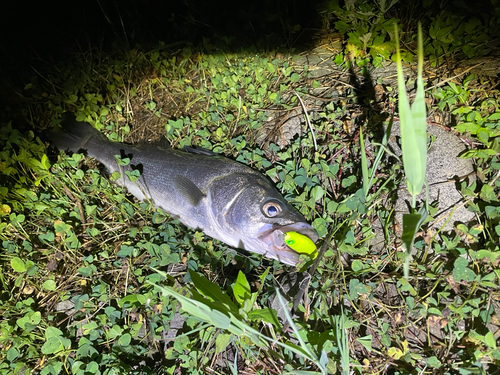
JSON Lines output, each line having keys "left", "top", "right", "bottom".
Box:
{"left": 137, "top": 137, "right": 171, "bottom": 150}
{"left": 173, "top": 175, "right": 206, "bottom": 206}
{"left": 184, "top": 146, "right": 218, "bottom": 156}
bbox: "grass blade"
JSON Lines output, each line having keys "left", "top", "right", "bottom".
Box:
{"left": 395, "top": 23, "right": 427, "bottom": 201}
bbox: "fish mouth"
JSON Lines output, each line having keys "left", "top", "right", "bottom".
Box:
{"left": 257, "top": 222, "right": 319, "bottom": 265}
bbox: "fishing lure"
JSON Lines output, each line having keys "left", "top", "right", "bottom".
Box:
{"left": 284, "top": 231, "right": 317, "bottom": 258}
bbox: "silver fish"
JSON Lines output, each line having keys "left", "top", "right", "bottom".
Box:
{"left": 49, "top": 114, "right": 318, "bottom": 265}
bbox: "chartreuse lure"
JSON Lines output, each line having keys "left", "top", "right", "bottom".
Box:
{"left": 284, "top": 231, "right": 317, "bottom": 258}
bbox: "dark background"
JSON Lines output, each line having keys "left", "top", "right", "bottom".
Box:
{"left": 0, "top": 0, "right": 323, "bottom": 79}
{"left": 2, "top": 0, "right": 500, "bottom": 82}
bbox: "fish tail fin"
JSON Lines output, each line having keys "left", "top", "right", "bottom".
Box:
{"left": 46, "top": 113, "right": 108, "bottom": 154}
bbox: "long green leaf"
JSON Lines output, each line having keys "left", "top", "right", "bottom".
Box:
{"left": 360, "top": 128, "right": 369, "bottom": 198}
{"left": 150, "top": 270, "right": 325, "bottom": 363}
{"left": 396, "top": 23, "right": 427, "bottom": 201}
{"left": 402, "top": 206, "right": 428, "bottom": 278}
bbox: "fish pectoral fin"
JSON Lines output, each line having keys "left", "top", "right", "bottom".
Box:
{"left": 173, "top": 175, "right": 206, "bottom": 206}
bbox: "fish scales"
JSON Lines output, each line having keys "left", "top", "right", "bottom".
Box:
{"left": 48, "top": 114, "right": 318, "bottom": 265}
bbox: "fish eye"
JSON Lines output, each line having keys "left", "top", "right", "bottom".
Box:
{"left": 262, "top": 201, "right": 282, "bottom": 217}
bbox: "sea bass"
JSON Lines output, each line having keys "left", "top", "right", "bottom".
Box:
{"left": 49, "top": 114, "right": 318, "bottom": 265}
